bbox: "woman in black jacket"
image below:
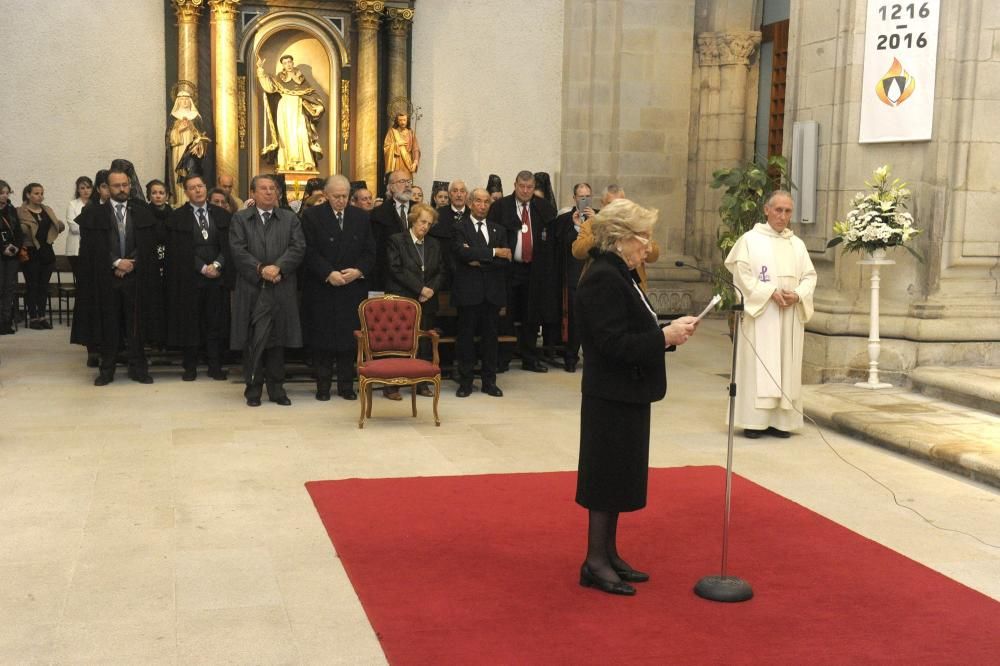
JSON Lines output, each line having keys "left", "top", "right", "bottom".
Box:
{"left": 0, "top": 179, "right": 25, "bottom": 334}
{"left": 574, "top": 198, "right": 698, "bottom": 596}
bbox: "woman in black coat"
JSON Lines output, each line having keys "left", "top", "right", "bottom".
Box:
{"left": 574, "top": 199, "right": 698, "bottom": 596}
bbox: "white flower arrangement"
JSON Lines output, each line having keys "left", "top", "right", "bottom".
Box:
{"left": 828, "top": 165, "right": 922, "bottom": 261}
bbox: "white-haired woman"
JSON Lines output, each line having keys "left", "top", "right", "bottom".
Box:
{"left": 574, "top": 198, "right": 698, "bottom": 596}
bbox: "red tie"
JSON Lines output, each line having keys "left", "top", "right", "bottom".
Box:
{"left": 520, "top": 203, "right": 533, "bottom": 263}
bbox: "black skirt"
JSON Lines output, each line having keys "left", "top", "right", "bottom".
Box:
{"left": 575, "top": 394, "right": 651, "bottom": 512}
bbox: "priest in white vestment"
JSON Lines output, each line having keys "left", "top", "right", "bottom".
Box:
{"left": 724, "top": 191, "right": 817, "bottom": 438}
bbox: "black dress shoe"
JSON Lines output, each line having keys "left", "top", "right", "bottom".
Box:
{"left": 338, "top": 389, "right": 358, "bottom": 400}
{"left": 579, "top": 564, "right": 635, "bottom": 596}
{"left": 744, "top": 428, "right": 766, "bottom": 439}
{"left": 28, "top": 320, "right": 45, "bottom": 330}
{"left": 767, "top": 427, "right": 791, "bottom": 438}
{"left": 315, "top": 389, "right": 331, "bottom": 401}
{"left": 417, "top": 384, "right": 434, "bottom": 397}
{"left": 482, "top": 384, "right": 503, "bottom": 397}
{"left": 270, "top": 395, "right": 292, "bottom": 406}
{"left": 246, "top": 396, "right": 262, "bottom": 407}
{"left": 93, "top": 373, "right": 114, "bottom": 387}
{"left": 564, "top": 359, "right": 578, "bottom": 373}
{"left": 0, "top": 326, "right": 14, "bottom": 335}
{"left": 207, "top": 368, "right": 228, "bottom": 381}
{"left": 129, "top": 372, "right": 154, "bottom": 384}
{"left": 182, "top": 369, "right": 197, "bottom": 382}
{"left": 523, "top": 362, "right": 548, "bottom": 373}
{"left": 41, "top": 320, "right": 53, "bottom": 329}
{"left": 613, "top": 565, "right": 650, "bottom": 583}
{"left": 455, "top": 385, "right": 472, "bottom": 398}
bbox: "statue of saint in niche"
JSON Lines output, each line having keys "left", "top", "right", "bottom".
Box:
{"left": 167, "top": 84, "right": 211, "bottom": 205}
{"left": 256, "top": 54, "right": 326, "bottom": 172}
{"left": 383, "top": 99, "right": 420, "bottom": 175}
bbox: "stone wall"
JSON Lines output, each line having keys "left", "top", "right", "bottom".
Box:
{"left": 0, "top": 1, "right": 166, "bottom": 254}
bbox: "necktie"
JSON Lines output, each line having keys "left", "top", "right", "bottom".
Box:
{"left": 520, "top": 203, "right": 533, "bottom": 263}
{"left": 336, "top": 212, "right": 344, "bottom": 230}
{"left": 261, "top": 211, "right": 271, "bottom": 225}
{"left": 114, "top": 204, "right": 126, "bottom": 256}
{"left": 397, "top": 204, "right": 407, "bottom": 230}
{"left": 476, "top": 221, "right": 488, "bottom": 245}
{"left": 197, "top": 208, "right": 208, "bottom": 235}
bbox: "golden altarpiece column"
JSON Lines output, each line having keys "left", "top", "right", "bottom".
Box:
{"left": 167, "top": 0, "right": 415, "bottom": 202}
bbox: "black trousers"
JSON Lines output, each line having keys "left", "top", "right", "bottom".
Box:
{"left": 0, "top": 258, "right": 18, "bottom": 328}
{"left": 182, "top": 285, "right": 227, "bottom": 371}
{"left": 21, "top": 250, "right": 53, "bottom": 320}
{"left": 314, "top": 349, "right": 355, "bottom": 393}
{"left": 244, "top": 346, "right": 285, "bottom": 399}
{"left": 456, "top": 302, "right": 500, "bottom": 388}
{"left": 101, "top": 277, "right": 147, "bottom": 374}
{"left": 565, "top": 285, "right": 580, "bottom": 362}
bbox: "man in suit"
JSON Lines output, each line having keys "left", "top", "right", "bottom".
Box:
{"left": 452, "top": 188, "right": 511, "bottom": 397}
{"left": 385, "top": 202, "right": 446, "bottom": 398}
{"left": 229, "top": 174, "right": 306, "bottom": 407}
{"left": 487, "top": 170, "right": 559, "bottom": 373}
{"left": 164, "top": 174, "right": 232, "bottom": 381}
{"left": 553, "top": 182, "right": 597, "bottom": 373}
{"left": 427, "top": 178, "right": 470, "bottom": 290}
{"left": 72, "top": 167, "right": 163, "bottom": 386}
{"left": 370, "top": 168, "right": 413, "bottom": 290}
{"left": 301, "top": 175, "right": 376, "bottom": 401}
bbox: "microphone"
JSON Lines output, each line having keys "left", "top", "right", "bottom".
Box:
{"left": 674, "top": 260, "right": 744, "bottom": 308}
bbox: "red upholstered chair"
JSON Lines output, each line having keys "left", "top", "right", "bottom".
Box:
{"left": 354, "top": 294, "right": 441, "bottom": 428}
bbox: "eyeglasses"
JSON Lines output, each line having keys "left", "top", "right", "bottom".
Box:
{"left": 633, "top": 234, "right": 651, "bottom": 246}
{"left": 391, "top": 179, "right": 413, "bottom": 186}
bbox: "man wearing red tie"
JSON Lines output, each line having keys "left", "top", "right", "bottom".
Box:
{"left": 487, "top": 170, "right": 559, "bottom": 373}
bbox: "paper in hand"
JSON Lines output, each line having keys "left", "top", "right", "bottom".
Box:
{"left": 695, "top": 294, "right": 722, "bottom": 321}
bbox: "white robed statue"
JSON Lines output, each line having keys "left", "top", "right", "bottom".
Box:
{"left": 724, "top": 190, "right": 817, "bottom": 437}
{"left": 256, "top": 55, "right": 326, "bottom": 171}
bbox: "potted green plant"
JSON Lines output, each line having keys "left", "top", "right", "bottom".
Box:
{"left": 710, "top": 155, "right": 790, "bottom": 311}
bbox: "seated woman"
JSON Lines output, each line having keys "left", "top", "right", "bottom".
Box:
{"left": 383, "top": 202, "right": 445, "bottom": 398}
{"left": 17, "top": 183, "right": 65, "bottom": 329}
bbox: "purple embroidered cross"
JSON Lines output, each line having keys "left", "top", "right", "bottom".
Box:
{"left": 758, "top": 266, "right": 770, "bottom": 283}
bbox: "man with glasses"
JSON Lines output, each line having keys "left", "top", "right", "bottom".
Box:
{"left": 371, "top": 169, "right": 414, "bottom": 289}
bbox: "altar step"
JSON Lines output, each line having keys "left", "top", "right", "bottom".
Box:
{"left": 803, "top": 373, "right": 1000, "bottom": 489}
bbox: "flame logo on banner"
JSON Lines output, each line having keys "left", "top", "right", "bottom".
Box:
{"left": 876, "top": 58, "right": 916, "bottom": 106}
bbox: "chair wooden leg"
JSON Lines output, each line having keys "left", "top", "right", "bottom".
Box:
{"left": 358, "top": 378, "right": 367, "bottom": 429}
{"left": 365, "top": 384, "right": 374, "bottom": 418}
{"left": 411, "top": 384, "right": 417, "bottom": 417}
{"left": 432, "top": 376, "right": 441, "bottom": 426}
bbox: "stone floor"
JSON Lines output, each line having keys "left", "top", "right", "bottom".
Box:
{"left": 1, "top": 319, "right": 998, "bottom": 664}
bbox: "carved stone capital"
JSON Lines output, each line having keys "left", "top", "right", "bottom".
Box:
{"left": 355, "top": 0, "right": 385, "bottom": 31}
{"left": 697, "top": 31, "right": 761, "bottom": 66}
{"left": 207, "top": 0, "right": 240, "bottom": 23}
{"left": 386, "top": 7, "right": 415, "bottom": 34}
{"left": 173, "top": 0, "right": 204, "bottom": 24}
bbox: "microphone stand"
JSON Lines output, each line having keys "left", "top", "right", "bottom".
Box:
{"left": 676, "top": 261, "right": 753, "bottom": 602}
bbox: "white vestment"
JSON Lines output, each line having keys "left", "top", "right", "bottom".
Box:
{"left": 724, "top": 223, "right": 817, "bottom": 431}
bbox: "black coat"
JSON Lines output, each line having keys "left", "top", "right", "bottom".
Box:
{"left": 369, "top": 198, "right": 410, "bottom": 290}
{"left": 301, "top": 204, "right": 376, "bottom": 352}
{"left": 385, "top": 231, "right": 445, "bottom": 319}
{"left": 487, "top": 193, "right": 560, "bottom": 322}
{"left": 553, "top": 208, "right": 585, "bottom": 291}
{"left": 164, "top": 203, "right": 232, "bottom": 346}
{"left": 428, "top": 206, "right": 468, "bottom": 290}
{"left": 451, "top": 217, "right": 509, "bottom": 308}
{"left": 70, "top": 199, "right": 165, "bottom": 346}
{"left": 575, "top": 251, "right": 667, "bottom": 404}
{"left": 0, "top": 203, "right": 24, "bottom": 258}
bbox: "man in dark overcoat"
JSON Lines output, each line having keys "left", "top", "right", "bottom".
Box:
{"left": 164, "top": 174, "right": 233, "bottom": 381}
{"left": 301, "top": 175, "right": 375, "bottom": 401}
{"left": 229, "top": 174, "right": 306, "bottom": 406}
{"left": 369, "top": 168, "right": 413, "bottom": 290}
{"left": 71, "top": 168, "right": 164, "bottom": 385}
{"left": 553, "top": 182, "right": 596, "bottom": 373}
{"left": 487, "top": 170, "right": 559, "bottom": 372}
{"left": 452, "top": 188, "right": 511, "bottom": 398}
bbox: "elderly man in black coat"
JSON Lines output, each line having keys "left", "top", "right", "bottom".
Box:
{"left": 229, "top": 174, "right": 306, "bottom": 407}
{"left": 71, "top": 168, "right": 164, "bottom": 386}
{"left": 301, "top": 175, "right": 376, "bottom": 401}
{"left": 369, "top": 168, "right": 413, "bottom": 290}
{"left": 164, "top": 174, "right": 233, "bottom": 381}
{"left": 487, "top": 170, "right": 559, "bottom": 373}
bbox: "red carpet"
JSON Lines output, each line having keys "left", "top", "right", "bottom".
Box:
{"left": 306, "top": 466, "right": 1000, "bottom": 665}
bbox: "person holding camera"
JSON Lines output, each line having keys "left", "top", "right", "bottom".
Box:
{"left": 0, "top": 180, "right": 25, "bottom": 334}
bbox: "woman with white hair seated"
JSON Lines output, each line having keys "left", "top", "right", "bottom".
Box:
{"left": 574, "top": 198, "right": 699, "bottom": 596}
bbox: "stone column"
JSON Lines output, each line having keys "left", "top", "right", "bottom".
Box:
{"left": 209, "top": 0, "right": 241, "bottom": 188}
{"left": 385, "top": 7, "right": 413, "bottom": 105}
{"left": 354, "top": 0, "right": 384, "bottom": 190}
{"left": 173, "top": 0, "right": 203, "bottom": 87}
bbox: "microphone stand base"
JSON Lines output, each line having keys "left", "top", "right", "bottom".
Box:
{"left": 694, "top": 575, "right": 754, "bottom": 602}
